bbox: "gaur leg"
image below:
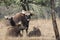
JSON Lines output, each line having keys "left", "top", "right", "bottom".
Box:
{"left": 26, "top": 22, "right": 29, "bottom": 34}
{"left": 21, "top": 29, "right": 24, "bottom": 34}
{"left": 26, "top": 27, "right": 28, "bottom": 34}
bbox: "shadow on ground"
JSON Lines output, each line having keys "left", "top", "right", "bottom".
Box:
{"left": 27, "top": 27, "right": 41, "bottom": 37}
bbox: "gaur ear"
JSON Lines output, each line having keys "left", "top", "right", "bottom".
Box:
{"left": 29, "top": 10, "right": 34, "bottom": 16}
{"left": 4, "top": 16, "right": 12, "bottom": 20}
{"left": 5, "top": 17, "right": 12, "bottom": 20}
{"left": 4, "top": 16, "right": 9, "bottom": 20}
{"left": 6, "top": 17, "right": 9, "bottom": 20}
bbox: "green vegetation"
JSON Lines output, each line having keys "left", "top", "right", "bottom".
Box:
{"left": 0, "top": 0, "right": 60, "bottom": 19}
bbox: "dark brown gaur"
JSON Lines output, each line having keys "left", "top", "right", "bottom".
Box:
{"left": 5, "top": 11, "right": 34, "bottom": 34}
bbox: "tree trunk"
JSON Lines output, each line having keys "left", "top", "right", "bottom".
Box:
{"left": 50, "top": 0, "right": 60, "bottom": 40}
{"left": 20, "top": 0, "right": 29, "bottom": 11}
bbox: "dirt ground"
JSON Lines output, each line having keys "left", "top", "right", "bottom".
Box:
{"left": 0, "top": 19, "right": 60, "bottom": 40}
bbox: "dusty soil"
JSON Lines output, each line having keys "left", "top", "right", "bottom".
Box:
{"left": 0, "top": 19, "right": 60, "bottom": 40}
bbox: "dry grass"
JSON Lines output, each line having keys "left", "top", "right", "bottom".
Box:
{"left": 0, "top": 19, "right": 60, "bottom": 40}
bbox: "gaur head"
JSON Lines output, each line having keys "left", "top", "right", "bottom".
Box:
{"left": 8, "top": 17, "right": 16, "bottom": 26}
{"left": 4, "top": 16, "right": 16, "bottom": 26}
{"left": 23, "top": 10, "right": 34, "bottom": 21}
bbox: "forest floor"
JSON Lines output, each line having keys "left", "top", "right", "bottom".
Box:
{"left": 0, "top": 19, "right": 60, "bottom": 40}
